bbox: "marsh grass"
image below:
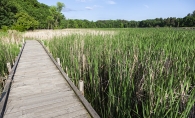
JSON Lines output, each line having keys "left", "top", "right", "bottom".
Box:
{"left": 24, "top": 29, "right": 116, "bottom": 40}
{"left": 45, "top": 28, "right": 195, "bottom": 118}
{"left": 0, "top": 30, "right": 21, "bottom": 92}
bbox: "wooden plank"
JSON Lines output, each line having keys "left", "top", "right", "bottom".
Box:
{"left": 11, "top": 79, "right": 68, "bottom": 89}
{"left": 65, "top": 109, "right": 90, "bottom": 118}
{"left": 73, "top": 113, "right": 91, "bottom": 118}
{"left": 0, "top": 41, "right": 26, "bottom": 118}
{"left": 34, "top": 104, "right": 85, "bottom": 118}
{"left": 41, "top": 41, "right": 100, "bottom": 118}
{"left": 7, "top": 87, "right": 69, "bottom": 101}
{"left": 4, "top": 97, "right": 79, "bottom": 117}
{"left": 8, "top": 84, "right": 69, "bottom": 98}
{"left": 22, "top": 96, "right": 79, "bottom": 114}
{"left": 6, "top": 92, "right": 76, "bottom": 114}
{"left": 2, "top": 40, "right": 99, "bottom": 118}
{"left": 3, "top": 111, "right": 22, "bottom": 118}
{"left": 8, "top": 85, "right": 71, "bottom": 99}
{"left": 13, "top": 70, "right": 60, "bottom": 79}
{"left": 13, "top": 70, "right": 60, "bottom": 78}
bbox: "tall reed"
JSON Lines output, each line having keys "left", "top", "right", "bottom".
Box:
{"left": 0, "top": 31, "right": 21, "bottom": 92}
{"left": 45, "top": 28, "right": 195, "bottom": 118}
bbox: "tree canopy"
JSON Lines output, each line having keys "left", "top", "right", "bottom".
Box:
{"left": 0, "top": 0, "right": 65, "bottom": 31}
{"left": 0, "top": 0, "right": 194, "bottom": 31}
{"left": 12, "top": 12, "right": 39, "bottom": 31}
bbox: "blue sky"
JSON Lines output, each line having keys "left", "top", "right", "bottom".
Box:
{"left": 37, "top": 0, "right": 195, "bottom": 21}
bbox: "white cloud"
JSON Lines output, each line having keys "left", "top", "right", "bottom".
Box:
{"left": 85, "top": 7, "right": 93, "bottom": 10}
{"left": 107, "top": 1, "right": 116, "bottom": 4}
{"left": 144, "top": 5, "right": 149, "bottom": 8}
{"left": 85, "top": 5, "right": 102, "bottom": 10}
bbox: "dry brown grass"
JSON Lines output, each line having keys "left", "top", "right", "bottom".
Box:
{"left": 0, "top": 30, "right": 22, "bottom": 44}
{"left": 23, "top": 29, "right": 117, "bottom": 40}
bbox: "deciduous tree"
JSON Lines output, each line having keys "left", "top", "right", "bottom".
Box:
{"left": 12, "top": 12, "right": 39, "bottom": 31}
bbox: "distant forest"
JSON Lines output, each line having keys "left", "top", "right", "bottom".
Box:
{"left": 0, "top": 0, "right": 195, "bottom": 31}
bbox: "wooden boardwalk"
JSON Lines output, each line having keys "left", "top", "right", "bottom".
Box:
{"left": 0, "top": 40, "right": 99, "bottom": 118}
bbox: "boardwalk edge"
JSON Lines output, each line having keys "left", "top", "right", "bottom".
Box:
{"left": 38, "top": 40, "right": 100, "bottom": 118}
{"left": 0, "top": 42, "right": 26, "bottom": 118}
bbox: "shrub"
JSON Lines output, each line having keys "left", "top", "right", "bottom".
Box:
{"left": 1, "top": 26, "right": 8, "bottom": 32}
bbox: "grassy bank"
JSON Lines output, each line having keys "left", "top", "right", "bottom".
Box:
{"left": 45, "top": 28, "right": 195, "bottom": 117}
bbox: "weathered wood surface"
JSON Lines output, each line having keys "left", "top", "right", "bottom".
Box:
{"left": 3, "top": 40, "right": 93, "bottom": 118}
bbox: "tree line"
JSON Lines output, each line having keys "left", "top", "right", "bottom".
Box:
{"left": 64, "top": 12, "right": 195, "bottom": 28}
{"left": 0, "top": 0, "right": 195, "bottom": 31}
{"left": 0, "top": 0, "right": 65, "bottom": 31}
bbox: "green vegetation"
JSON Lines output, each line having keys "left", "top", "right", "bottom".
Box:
{"left": 0, "top": 40, "right": 19, "bottom": 75}
{"left": 0, "top": 0, "right": 65, "bottom": 31}
{"left": 0, "top": 0, "right": 195, "bottom": 116}
{"left": 0, "top": 31, "right": 21, "bottom": 92}
{"left": 45, "top": 28, "right": 195, "bottom": 117}
{"left": 0, "top": 0, "right": 195, "bottom": 31}
{"left": 0, "top": 32, "right": 8, "bottom": 38}
{"left": 12, "top": 12, "right": 39, "bottom": 31}
{"left": 62, "top": 12, "right": 195, "bottom": 28}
